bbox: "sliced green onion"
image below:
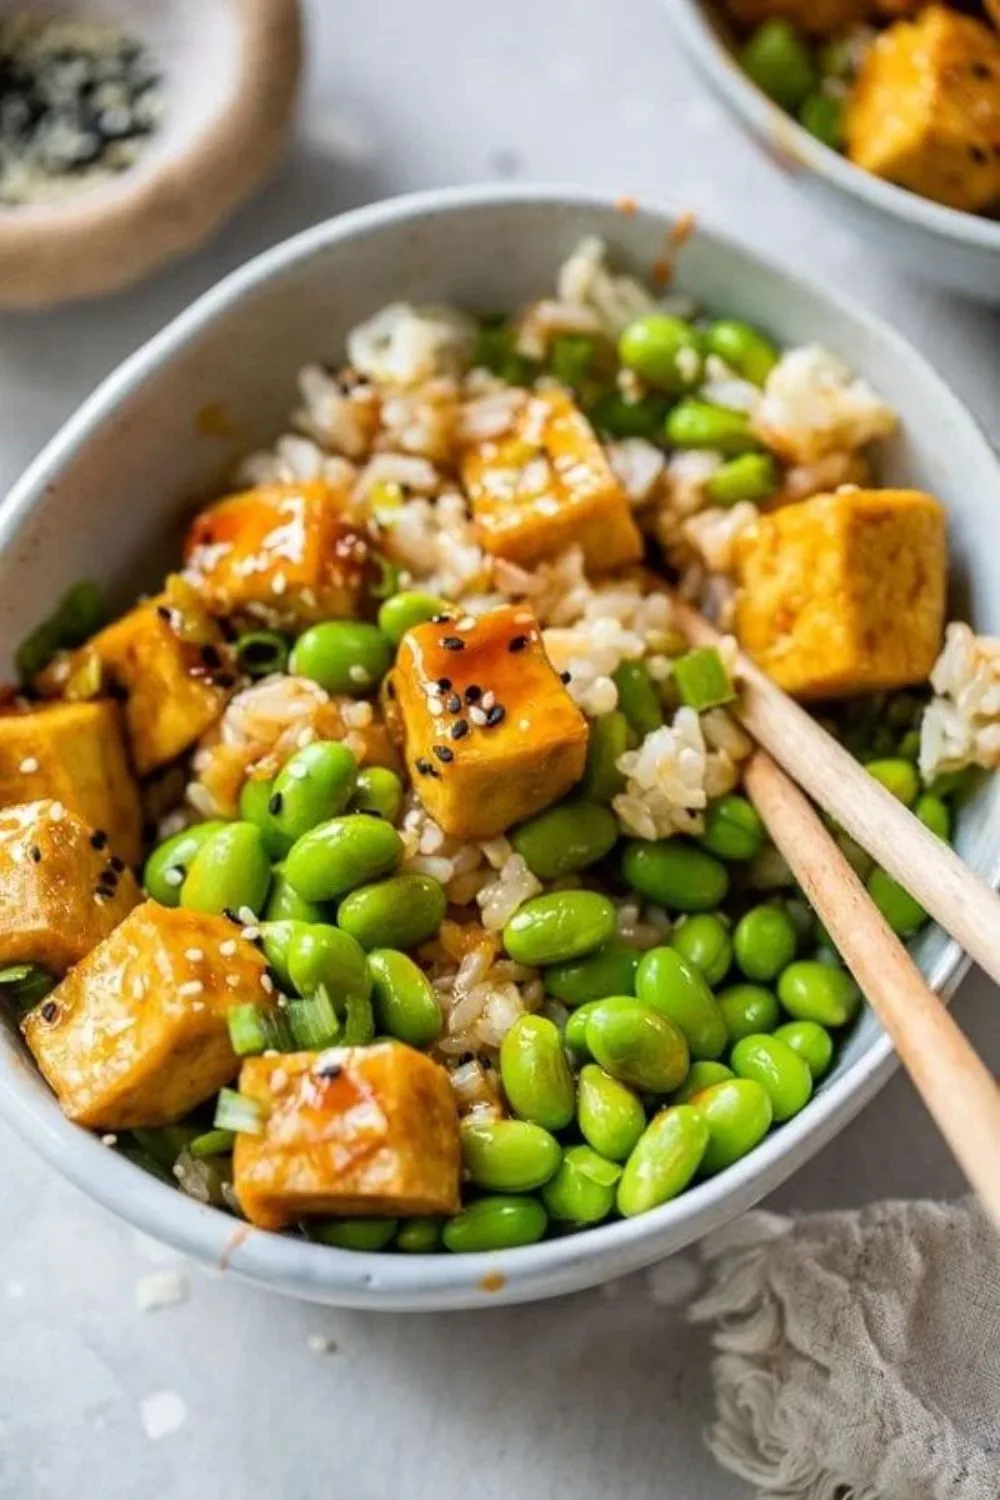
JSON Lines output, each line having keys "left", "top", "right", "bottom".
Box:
{"left": 214, "top": 1088, "right": 267, "bottom": 1135}
{"left": 673, "top": 647, "right": 736, "bottom": 712}
{"left": 131, "top": 1126, "right": 198, "bottom": 1169}
{"left": 368, "top": 554, "right": 401, "bottom": 602}
{"left": 233, "top": 631, "right": 289, "bottom": 679}
{"left": 16, "top": 580, "right": 107, "bottom": 680}
{"left": 471, "top": 321, "right": 538, "bottom": 386}
{"left": 0, "top": 963, "right": 55, "bottom": 1012}
{"left": 286, "top": 984, "right": 341, "bottom": 1050}
{"left": 189, "top": 1128, "right": 236, "bottom": 1159}
{"left": 342, "top": 990, "right": 375, "bottom": 1046}
{"left": 226, "top": 1003, "right": 282, "bottom": 1057}
{"left": 549, "top": 333, "right": 603, "bottom": 391}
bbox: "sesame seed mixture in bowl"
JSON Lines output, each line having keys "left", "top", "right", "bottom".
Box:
{"left": 1, "top": 201, "right": 998, "bottom": 1289}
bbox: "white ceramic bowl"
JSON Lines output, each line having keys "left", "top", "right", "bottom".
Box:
{"left": 665, "top": 2, "right": 1000, "bottom": 302}
{"left": 1, "top": 185, "right": 998, "bottom": 1311}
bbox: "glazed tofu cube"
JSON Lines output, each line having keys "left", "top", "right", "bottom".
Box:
{"left": 391, "top": 605, "right": 589, "bottom": 838}
{"left": 21, "top": 902, "right": 273, "bottom": 1129}
{"left": 0, "top": 702, "right": 142, "bottom": 866}
{"left": 725, "top": 0, "right": 870, "bottom": 33}
{"left": 84, "top": 596, "right": 232, "bottom": 774}
{"left": 0, "top": 800, "right": 139, "bottom": 974}
{"left": 462, "top": 389, "right": 642, "bottom": 572}
{"left": 846, "top": 8, "right": 1000, "bottom": 214}
{"left": 735, "top": 488, "right": 946, "bottom": 699}
{"left": 184, "top": 480, "right": 378, "bottom": 627}
{"left": 233, "top": 1044, "right": 461, "bottom": 1231}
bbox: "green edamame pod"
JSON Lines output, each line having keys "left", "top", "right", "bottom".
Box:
{"left": 263, "top": 866, "right": 328, "bottom": 924}
{"left": 239, "top": 777, "right": 292, "bottom": 859}
{"left": 914, "top": 792, "right": 951, "bottom": 843}
{"left": 351, "top": 766, "right": 404, "bottom": 824}
{"left": 259, "top": 920, "right": 303, "bottom": 991}
{"left": 310, "top": 1218, "right": 397, "bottom": 1251}
{"left": 777, "top": 961, "right": 861, "bottom": 1026}
{"left": 585, "top": 1001, "right": 689, "bottom": 1095}
{"left": 622, "top": 839, "right": 729, "bottom": 912}
{"left": 612, "top": 660, "right": 664, "bottom": 739}
{"left": 511, "top": 801, "right": 618, "bottom": 881}
{"left": 617, "top": 1105, "right": 709, "bottom": 1217}
{"left": 460, "top": 1119, "right": 562, "bottom": 1192}
{"left": 577, "top": 1063, "right": 646, "bottom": 1162}
{"left": 672, "top": 1059, "right": 734, "bottom": 1104}
{"left": 337, "top": 873, "right": 446, "bottom": 951}
{"left": 395, "top": 1217, "right": 443, "bottom": 1253}
{"left": 717, "top": 982, "right": 781, "bottom": 1042}
{"left": 705, "top": 452, "right": 778, "bottom": 507}
{"left": 286, "top": 923, "right": 372, "bottom": 1006}
{"left": 499, "top": 1014, "right": 576, "bottom": 1131}
{"left": 270, "top": 741, "right": 358, "bottom": 842}
{"left": 694, "top": 1078, "right": 773, "bottom": 1174}
{"left": 542, "top": 1144, "right": 621, "bottom": 1225}
{"left": 618, "top": 313, "right": 702, "bottom": 394}
{"left": 377, "top": 591, "right": 451, "bottom": 645}
{"left": 635, "top": 946, "right": 727, "bottom": 1060}
{"left": 544, "top": 939, "right": 639, "bottom": 1007}
{"left": 284, "top": 816, "right": 403, "bottom": 902}
{"left": 666, "top": 399, "right": 759, "bottom": 457}
{"left": 670, "top": 913, "right": 733, "bottom": 987}
{"left": 289, "top": 620, "right": 393, "bottom": 696}
{"left": 733, "top": 905, "right": 798, "bottom": 982}
{"left": 503, "top": 891, "right": 617, "bottom": 967}
{"left": 704, "top": 319, "right": 780, "bottom": 386}
{"left": 143, "top": 821, "right": 228, "bottom": 907}
{"left": 730, "top": 1033, "right": 813, "bottom": 1122}
{"left": 442, "top": 1195, "right": 548, "bottom": 1253}
{"left": 867, "top": 868, "right": 927, "bottom": 938}
{"left": 866, "top": 758, "right": 920, "bottom": 808}
{"left": 697, "top": 795, "right": 765, "bottom": 862}
{"left": 368, "top": 948, "right": 442, "bottom": 1047}
{"left": 774, "top": 1020, "right": 834, "bottom": 1080}
{"left": 180, "top": 822, "right": 271, "bottom": 917}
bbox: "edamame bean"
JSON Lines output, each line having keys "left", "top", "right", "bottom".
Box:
{"left": 697, "top": 795, "right": 765, "bottom": 862}
{"left": 799, "top": 91, "right": 843, "bottom": 150}
{"left": 617, "top": 1105, "right": 709, "bottom": 1217}
{"left": 511, "top": 801, "right": 617, "bottom": 881}
{"left": 180, "top": 822, "right": 271, "bottom": 917}
{"left": 337, "top": 873, "right": 447, "bottom": 951}
{"left": 311, "top": 1218, "right": 397, "bottom": 1250}
{"left": 612, "top": 660, "right": 664, "bottom": 738}
{"left": 730, "top": 1033, "right": 813, "bottom": 1122}
{"left": 284, "top": 816, "right": 403, "bottom": 902}
{"left": 461, "top": 1119, "right": 562, "bottom": 1192}
{"left": 694, "top": 1078, "right": 773, "bottom": 1174}
{"left": 564, "top": 995, "right": 637, "bottom": 1057}
{"left": 499, "top": 1014, "right": 575, "bottom": 1130}
{"left": 665, "top": 399, "right": 759, "bottom": 456}
{"left": 260, "top": 921, "right": 302, "bottom": 990}
{"left": 289, "top": 621, "right": 393, "bottom": 696}
{"left": 239, "top": 777, "right": 292, "bottom": 859}
{"left": 717, "top": 982, "right": 781, "bottom": 1042}
{"left": 774, "top": 1020, "right": 834, "bottom": 1080}
{"left": 395, "top": 1217, "right": 443, "bottom": 1253}
{"left": 581, "top": 712, "right": 628, "bottom": 803}
{"left": 778, "top": 961, "right": 861, "bottom": 1026}
{"left": 351, "top": 766, "right": 404, "bottom": 824}
{"left": 287, "top": 923, "right": 372, "bottom": 1005}
{"left": 577, "top": 1063, "right": 646, "bottom": 1161}
{"left": 672, "top": 1059, "right": 734, "bottom": 1103}
{"left": 706, "top": 452, "right": 777, "bottom": 507}
{"left": 143, "top": 821, "right": 228, "bottom": 906}
{"left": 618, "top": 313, "right": 702, "bottom": 393}
{"left": 866, "top": 757, "right": 919, "bottom": 808}
{"left": 368, "top": 948, "right": 442, "bottom": 1047}
{"left": 503, "top": 891, "right": 617, "bottom": 967}
{"left": 586, "top": 1001, "right": 690, "bottom": 1094}
{"left": 741, "top": 18, "right": 816, "bottom": 110}
{"left": 271, "top": 742, "right": 358, "bottom": 842}
{"left": 704, "top": 319, "right": 780, "bottom": 386}
{"left": 914, "top": 791, "right": 951, "bottom": 842}
{"left": 622, "top": 839, "right": 729, "bottom": 912}
{"left": 733, "top": 905, "right": 798, "bottom": 982}
{"left": 442, "top": 1195, "right": 548, "bottom": 1253}
{"left": 264, "top": 866, "right": 328, "bottom": 924}
{"left": 377, "top": 591, "right": 451, "bottom": 645}
{"left": 544, "top": 939, "right": 639, "bottom": 1007}
{"left": 542, "top": 1145, "right": 621, "bottom": 1225}
{"left": 636, "top": 946, "right": 727, "bottom": 1059}
{"left": 867, "top": 868, "right": 927, "bottom": 937}
{"left": 671, "top": 914, "right": 733, "bottom": 986}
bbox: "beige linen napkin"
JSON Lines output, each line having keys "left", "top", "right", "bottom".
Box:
{"left": 690, "top": 1199, "right": 1000, "bottom": 1499}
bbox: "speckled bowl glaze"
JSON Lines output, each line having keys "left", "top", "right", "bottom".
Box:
{"left": 1, "top": 186, "right": 998, "bottom": 1310}
{"left": 665, "top": 2, "right": 1000, "bottom": 302}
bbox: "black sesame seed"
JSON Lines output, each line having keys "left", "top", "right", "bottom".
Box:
{"left": 316, "top": 1061, "right": 343, "bottom": 1080}
{"left": 451, "top": 719, "right": 469, "bottom": 741}
{"left": 215, "top": 672, "right": 236, "bottom": 689}
{"left": 201, "top": 644, "right": 221, "bottom": 668}
{"left": 464, "top": 684, "right": 482, "bottom": 703}
{"left": 101, "top": 868, "right": 119, "bottom": 886}
{"left": 436, "top": 677, "right": 453, "bottom": 692}
{"left": 223, "top": 907, "right": 241, "bottom": 925}
{"left": 485, "top": 704, "right": 506, "bottom": 727}
{"left": 268, "top": 792, "right": 283, "bottom": 815}
{"left": 415, "top": 757, "right": 434, "bottom": 775}
{"left": 110, "top": 855, "right": 125, "bottom": 873}
{"left": 156, "top": 605, "right": 172, "bottom": 621}
{"left": 430, "top": 614, "right": 453, "bottom": 624}
{"left": 508, "top": 634, "right": 529, "bottom": 653}
{"left": 90, "top": 830, "right": 109, "bottom": 850}
{"left": 445, "top": 694, "right": 462, "bottom": 714}
{"left": 441, "top": 636, "right": 465, "bottom": 652}
{"left": 386, "top": 679, "right": 396, "bottom": 700}
{"left": 41, "top": 1001, "right": 58, "bottom": 1023}
{"left": 29, "top": 845, "right": 41, "bottom": 863}
{"left": 433, "top": 745, "right": 454, "bottom": 763}
{"left": 969, "top": 144, "right": 989, "bottom": 164}
{"left": 457, "top": 1051, "right": 474, "bottom": 1066}
{"left": 560, "top": 670, "right": 572, "bottom": 684}
{"left": 972, "top": 61, "right": 993, "bottom": 79}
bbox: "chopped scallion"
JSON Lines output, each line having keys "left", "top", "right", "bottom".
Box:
{"left": 214, "top": 1088, "right": 267, "bottom": 1135}
{"left": 341, "top": 990, "right": 375, "bottom": 1046}
{"left": 368, "top": 553, "right": 401, "bottom": 601}
{"left": 189, "top": 1128, "right": 236, "bottom": 1159}
{"left": 226, "top": 1003, "right": 285, "bottom": 1057}
{"left": 673, "top": 646, "right": 737, "bottom": 712}
{"left": 131, "top": 1126, "right": 198, "bottom": 1169}
{"left": 286, "top": 985, "right": 341, "bottom": 1051}
{"left": 233, "top": 630, "right": 289, "bottom": 679}
{"left": 0, "top": 963, "right": 55, "bottom": 1012}
{"left": 16, "top": 580, "right": 106, "bottom": 681}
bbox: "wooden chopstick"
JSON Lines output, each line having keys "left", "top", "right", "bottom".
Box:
{"left": 671, "top": 593, "right": 1000, "bottom": 991}
{"left": 743, "top": 749, "right": 1000, "bottom": 1229}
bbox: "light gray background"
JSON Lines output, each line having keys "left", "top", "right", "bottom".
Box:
{"left": 1, "top": 3, "right": 998, "bottom": 1496}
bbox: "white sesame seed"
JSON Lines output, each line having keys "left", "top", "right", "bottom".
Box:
{"left": 93, "top": 893, "right": 107, "bottom": 905}
{"left": 458, "top": 616, "right": 477, "bottom": 631}
{"left": 519, "top": 718, "right": 531, "bottom": 731}
{"left": 18, "top": 757, "right": 39, "bottom": 774}
{"left": 48, "top": 802, "right": 65, "bottom": 822}
{"left": 191, "top": 1000, "right": 206, "bottom": 1012}
{"left": 296, "top": 727, "right": 315, "bottom": 748}
{"left": 481, "top": 691, "right": 496, "bottom": 711}
{"left": 469, "top": 706, "right": 487, "bottom": 726}
{"left": 237, "top": 906, "right": 257, "bottom": 924}
{"left": 219, "top": 939, "right": 237, "bottom": 957}
{"left": 425, "top": 682, "right": 443, "bottom": 698}
{"left": 178, "top": 981, "right": 204, "bottom": 997}
{"left": 260, "top": 974, "right": 274, "bottom": 994}
{"left": 300, "top": 587, "right": 316, "bottom": 608}
{"left": 348, "top": 664, "right": 371, "bottom": 685}
{"left": 241, "top": 925, "right": 261, "bottom": 942}
{"left": 163, "top": 868, "right": 184, "bottom": 888}
{"left": 184, "top": 948, "right": 204, "bottom": 962}
{"left": 101, "top": 1133, "right": 118, "bottom": 1146}
{"left": 427, "top": 698, "right": 444, "bottom": 717}
{"left": 225, "top": 975, "right": 240, "bottom": 988}
{"left": 271, "top": 572, "right": 288, "bottom": 596}
{"left": 270, "top": 1066, "right": 288, "bottom": 1091}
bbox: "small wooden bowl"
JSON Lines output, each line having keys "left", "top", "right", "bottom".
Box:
{"left": 0, "top": 0, "right": 302, "bottom": 307}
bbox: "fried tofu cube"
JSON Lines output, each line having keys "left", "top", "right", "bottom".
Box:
{"left": 233, "top": 1044, "right": 461, "bottom": 1231}
{"left": 725, "top": 0, "right": 871, "bottom": 33}
{"left": 22, "top": 902, "right": 273, "bottom": 1129}
{"left": 462, "top": 389, "right": 642, "bottom": 572}
{"left": 0, "top": 701, "right": 142, "bottom": 865}
{"left": 846, "top": 8, "right": 1000, "bottom": 214}
{"left": 184, "top": 480, "right": 378, "bottom": 627}
{"left": 735, "top": 488, "right": 946, "bottom": 699}
{"left": 392, "top": 605, "right": 589, "bottom": 838}
{"left": 84, "top": 597, "right": 232, "bottom": 774}
{"left": 0, "top": 800, "right": 139, "bottom": 974}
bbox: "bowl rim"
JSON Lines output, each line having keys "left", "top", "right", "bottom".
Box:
{"left": 0, "top": 181, "right": 987, "bottom": 1308}
{"left": 664, "top": 1, "right": 1000, "bottom": 253}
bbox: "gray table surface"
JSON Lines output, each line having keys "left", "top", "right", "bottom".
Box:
{"left": 2, "top": 3, "right": 999, "bottom": 1496}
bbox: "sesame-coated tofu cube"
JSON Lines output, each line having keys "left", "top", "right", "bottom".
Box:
{"left": 0, "top": 800, "right": 139, "bottom": 975}
{"left": 725, "top": 0, "right": 872, "bottom": 33}
{"left": 734, "top": 488, "right": 946, "bottom": 699}
{"left": 233, "top": 1044, "right": 461, "bottom": 1230}
{"left": 845, "top": 8, "right": 1000, "bottom": 214}
{"left": 184, "top": 480, "right": 379, "bottom": 628}
{"left": 462, "top": 389, "right": 642, "bottom": 572}
{"left": 21, "top": 902, "right": 273, "bottom": 1130}
{"left": 83, "top": 596, "right": 233, "bottom": 774}
{"left": 0, "top": 701, "right": 142, "bottom": 866}
{"left": 391, "top": 605, "right": 589, "bottom": 839}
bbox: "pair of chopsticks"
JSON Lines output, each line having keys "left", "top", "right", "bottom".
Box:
{"left": 671, "top": 595, "right": 1000, "bottom": 1229}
